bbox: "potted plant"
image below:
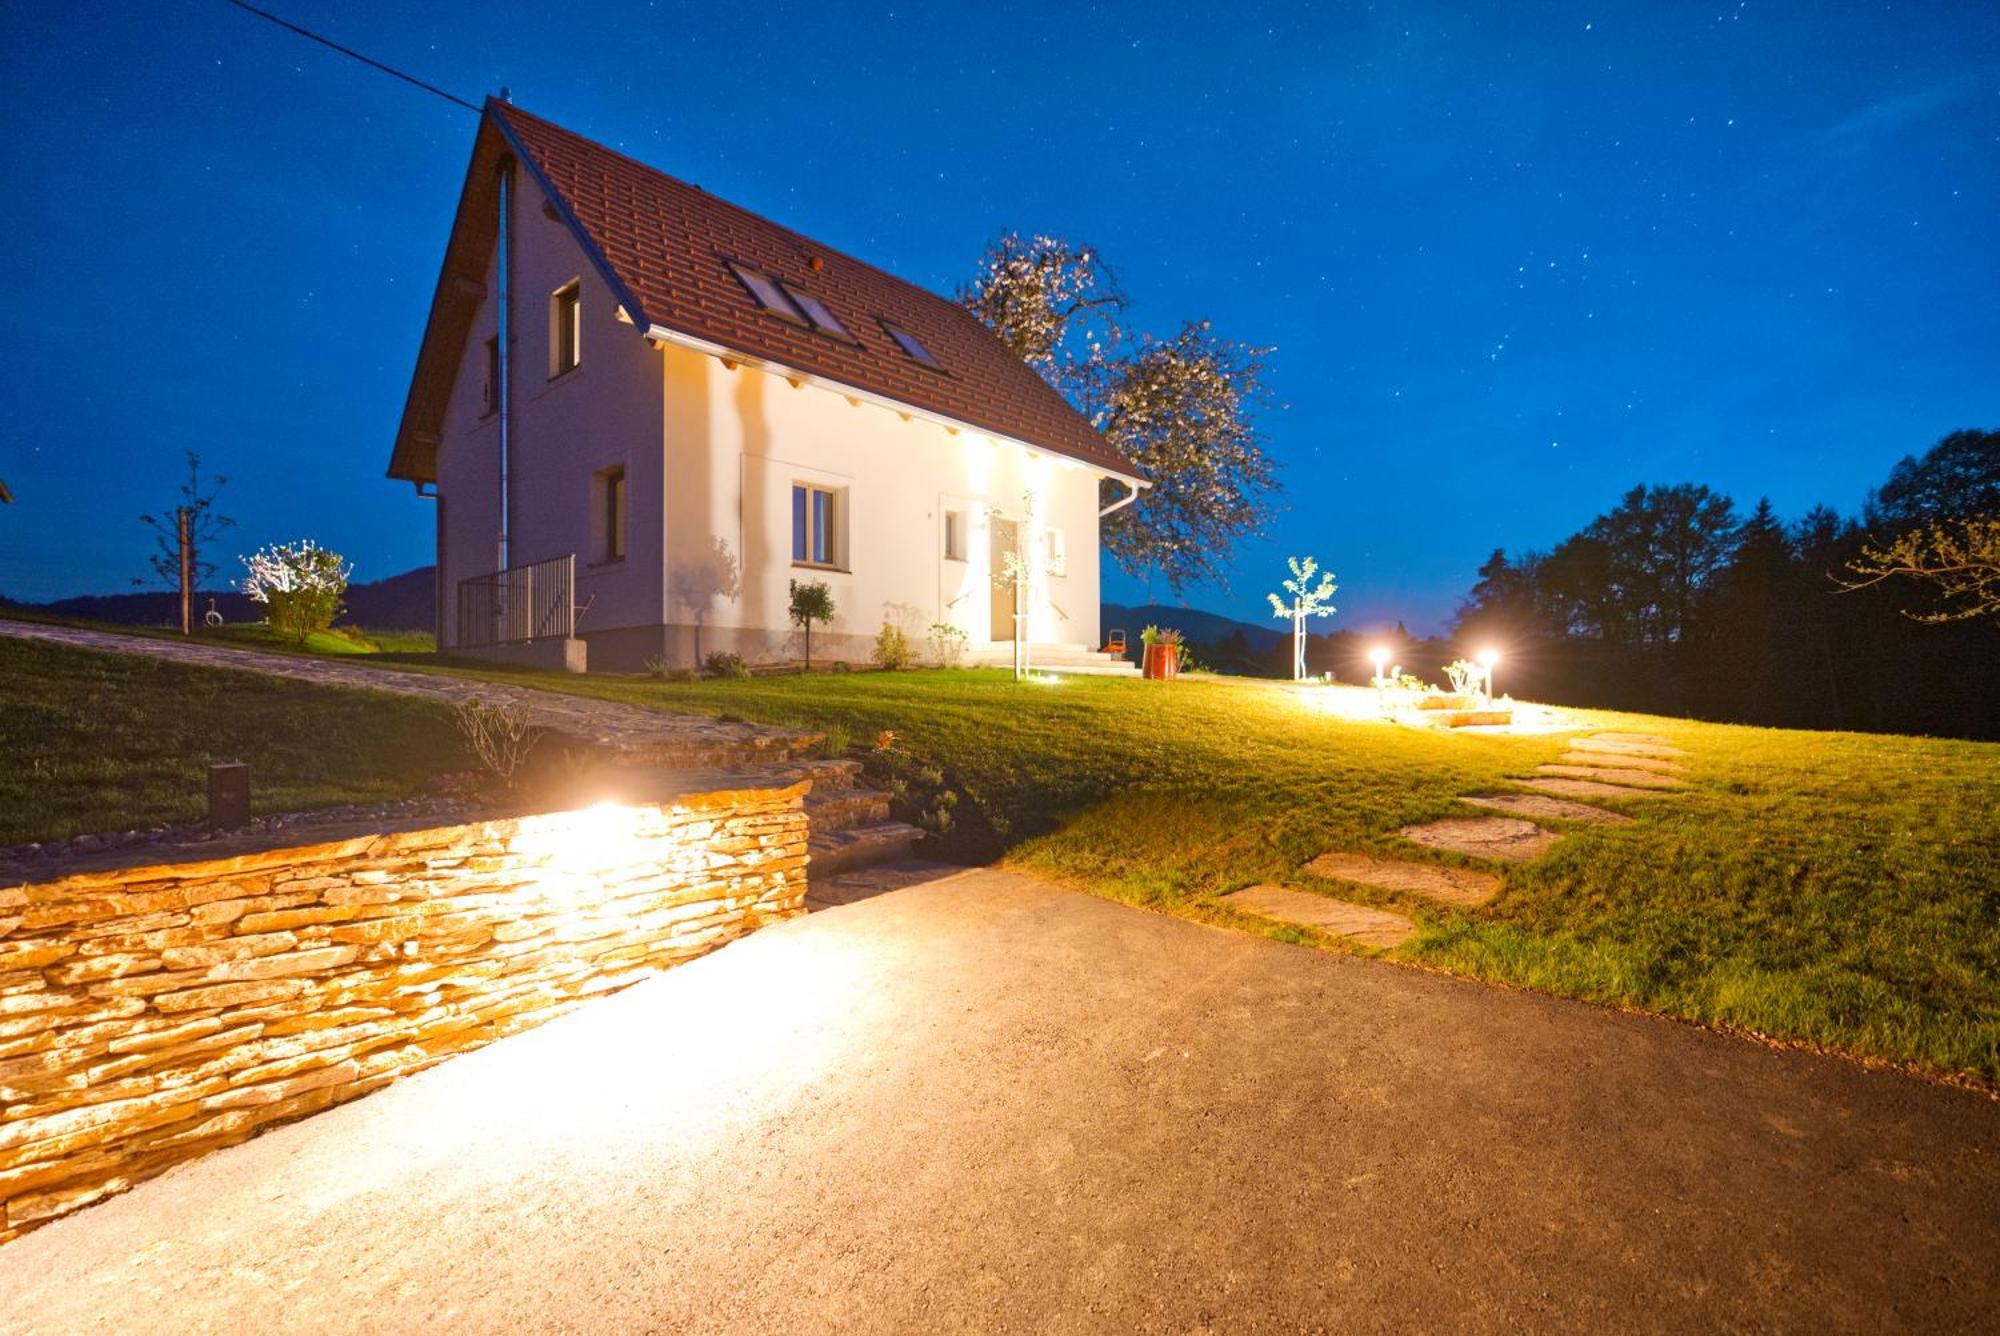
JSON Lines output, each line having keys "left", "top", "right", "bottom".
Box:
{"left": 1141, "top": 625, "right": 1183, "bottom": 680}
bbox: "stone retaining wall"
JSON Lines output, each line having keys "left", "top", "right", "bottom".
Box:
{"left": 0, "top": 780, "right": 810, "bottom": 1243}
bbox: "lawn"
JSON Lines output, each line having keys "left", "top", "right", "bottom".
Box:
{"left": 462, "top": 665, "right": 2000, "bottom": 1088}
{"left": 0, "top": 635, "right": 462, "bottom": 844}
{"left": 6, "top": 622, "right": 1997, "bottom": 1088}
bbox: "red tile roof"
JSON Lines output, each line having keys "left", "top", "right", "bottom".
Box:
{"left": 388, "top": 101, "right": 1131, "bottom": 483}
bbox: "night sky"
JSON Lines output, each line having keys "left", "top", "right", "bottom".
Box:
{"left": 2, "top": 2, "right": 1995, "bottom": 632}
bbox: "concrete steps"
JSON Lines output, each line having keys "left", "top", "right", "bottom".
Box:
{"left": 787, "top": 756, "right": 927, "bottom": 881}
{"left": 961, "top": 643, "right": 1141, "bottom": 676}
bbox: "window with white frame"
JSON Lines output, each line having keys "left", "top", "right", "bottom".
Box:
{"left": 550, "top": 280, "right": 581, "bottom": 376}
{"left": 943, "top": 509, "right": 967, "bottom": 561}
{"left": 792, "top": 482, "right": 844, "bottom": 569}
{"left": 1044, "top": 526, "right": 1067, "bottom": 576}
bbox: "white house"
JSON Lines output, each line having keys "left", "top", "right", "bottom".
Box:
{"left": 389, "top": 99, "right": 1145, "bottom": 673}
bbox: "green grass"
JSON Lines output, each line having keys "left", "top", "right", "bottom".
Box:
{"left": 436, "top": 665, "right": 2000, "bottom": 1087}
{"left": 0, "top": 635, "right": 462, "bottom": 844}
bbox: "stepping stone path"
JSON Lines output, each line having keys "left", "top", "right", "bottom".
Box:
{"left": 1535, "top": 763, "right": 1685, "bottom": 791}
{"left": 1303, "top": 851, "right": 1501, "bottom": 907}
{"left": 1460, "top": 793, "right": 1633, "bottom": 826}
{"left": 1555, "top": 750, "right": 1687, "bottom": 775}
{"left": 1396, "top": 816, "right": 1560, "bottom": 863}
{"left": 1228, "top": 885, "right": 1417, "bottom": 948}
{"left": 1568, "top": 735, "right": 1690, "bottom": 760}
{"left": 1263, "top": 730, "right": 1694, "bottom": 949}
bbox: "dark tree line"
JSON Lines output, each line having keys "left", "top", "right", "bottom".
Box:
{"left": 1451, "top": 429, "right": 2000, "bottom": 739}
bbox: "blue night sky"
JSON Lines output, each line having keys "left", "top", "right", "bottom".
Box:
{"left": 2, "top": 2, "right": 1995, "bottom": 633}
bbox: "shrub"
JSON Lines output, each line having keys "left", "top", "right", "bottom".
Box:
{"left": 239, "top": 540, "right": 352, "bottom": 645}
{"left": 788, "top": 579, "right": 835, "bottom": 669}
{"left": 873, "top": 620, "right": 913, "bottom": 670}
{"left": 704, "top": 651, "right": 750, "bottom": 679}
{"left": 818, "top": 724, "right": 852, "bottom": 758}
{"left": 643, "top": 655, "right": 670, "bottom": 680}
{"left": 453, "top": 697, "right": 540, "bottom": 790}
{"left": 926, "top": 622, "right": 968, "bottom": 667}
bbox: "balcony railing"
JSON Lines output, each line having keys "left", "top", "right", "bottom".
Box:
{"left": 456, "top": 553, "right": 576, "bottom": 649}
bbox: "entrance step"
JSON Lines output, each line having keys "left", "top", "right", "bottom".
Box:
{"left": 1397, "top": 816, "right": 1559, "bottom": 863}
{"left": 1228, "top": 885, "right": 1417, "bottom": 949}
{"left": 805, "top": 787, "right": 892, "bottom": 835}
{"left": 1461, "top": 793, "right": 1634, "bottom": 826}
{"left": 1569, "top": 734, "right": 1690, "bottom": 761}
{"left": 1556, "top": 750, "right": 1686, "bottom": 776}
{"left": 1517, "top": 776, "right": 1678, "bottom": 801}
{"left": 1302, "top": 851, "right": 1501, "bottom": 908}
{"left": 810, "top": 819, "right": 925, "bottom": 878}
{"left": 1537, "top": 764, "right": 1686, "bottom": 790}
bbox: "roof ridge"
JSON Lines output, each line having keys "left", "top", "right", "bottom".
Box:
{"left": 492, "top": 101, "right": 986, "bottom": 333}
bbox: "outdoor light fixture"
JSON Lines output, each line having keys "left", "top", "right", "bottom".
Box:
{"left": 1370, "top": 647, "right": 1389, "bottom": 685}
{"left": 1478, "top": 648, "right": 1500, "bottom": 700}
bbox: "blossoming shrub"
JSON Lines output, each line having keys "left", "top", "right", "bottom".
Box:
{"left": 240, "top": 540, "right": 352, "bottom": 645}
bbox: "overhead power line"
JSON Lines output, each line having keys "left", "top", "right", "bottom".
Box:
{"left": 226, "top": 1, "right": 481, "bottom": 112}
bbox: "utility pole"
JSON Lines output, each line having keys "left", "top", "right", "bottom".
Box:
{"left": 177, "top": 506, "right": 193, "bottom": 636}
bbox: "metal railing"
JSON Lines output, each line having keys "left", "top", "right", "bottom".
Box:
{"left": 457, "top": 553, "right": 576, "bottom": 649}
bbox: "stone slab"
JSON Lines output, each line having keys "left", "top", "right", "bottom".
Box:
{"left": 1397, "top": 817, "right": 1560, "bottom": 863}
{"left": 1460, "top": 794, "right": 1634, "bottom": 826}
{"left": 1517, "top": 777, "right": 1675, "bottom": 801}
{"left": 1537, "top": 764, "right": 1685, "bottom": 790}
{"left": 1556, "top": 751, "right": 1688, "bottom": 775}
{"left": 1569, "top": 735, "right": 1690, "bottom": 760}
{"left": 1584, "top": 732, "right": 1684, "bottom": 752}
{"left": 1302, "top": 852, "right": 1501, "bottom": 908}
{"left": 1227, "top": 885, "right": 1417, "bottom": 948}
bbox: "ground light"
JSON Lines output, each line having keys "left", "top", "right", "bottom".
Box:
{"left": 1478, "top": 648, "right": 1500, "bottom": 700}
{"left": 1369, "top": 647, "right": 1389, "bottom": 685}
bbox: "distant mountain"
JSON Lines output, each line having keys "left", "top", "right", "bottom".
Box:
{"left": 5, "top": 566, "right": 437, "bottom": 630}
{"left": 1101, "top": 602, "right": 1288, "bottom": 652}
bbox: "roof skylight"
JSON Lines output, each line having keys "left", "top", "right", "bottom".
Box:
{"left": 781, "top": 283, "right": 855, "bottom": 342}
{"left": 883, "top": 322, "right": 942, "bottom": 369}
{"left": 727, "top": 262, "right": 806, "bottom": 324}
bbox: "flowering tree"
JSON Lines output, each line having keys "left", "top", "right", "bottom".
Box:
{"left": 962, "top": 234, "right": 1279, "bottom": 595}
{"left": 1266, "top": 555, "right": 1338, "bottom": 681}
{"left": 1840, "top": 516, "right": 2000, "bottom": 623}
{"left": 239, "top": 540, "right": 352, "bottom": 645}
{"left": 990, "top": 492, "right": 1064, "bottom": 680}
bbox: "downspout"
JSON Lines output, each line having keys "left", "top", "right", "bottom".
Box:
{"left": 1098, "top": 474, "right": 1146, "bottom": 519}
{"left": 497, "top": 159, "right": 513, "bottom": 573}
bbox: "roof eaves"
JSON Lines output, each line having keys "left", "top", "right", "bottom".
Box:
{"left": 485, "top": 99, "right": 652, "bottom": 334}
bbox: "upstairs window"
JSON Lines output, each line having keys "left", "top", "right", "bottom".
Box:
{"left": 482, "top": 336, "right": 501, "bottom": 416}
{"left": 781, "top": 282, "right": 856, "bottom": 342}
{"left": 551, "top": 281, "right": 582, "bottom": 376}
{"left": 792, "top": 482, "right": 844, "bottom": 570}
{"left": 882, "top": 321, "right": 942, "bottom": 369}
{"left": 728, "top": 262, "right": 807, "bottom": 324}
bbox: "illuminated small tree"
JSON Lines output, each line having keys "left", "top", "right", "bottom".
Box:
{"left": 240, "top": 540, "right": 351, "bottom": 645}
{"left": 991, "top": 492, "right": 1062, "bottom": 680}
{"left": 1266, "top": 555, "right": 1338, "bottom": 681}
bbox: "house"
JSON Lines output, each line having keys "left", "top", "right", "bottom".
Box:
{"left": 388, "top": 98, "right": 1145, "bottom": 673}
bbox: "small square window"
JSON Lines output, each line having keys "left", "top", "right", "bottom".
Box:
{"left": 551, "top": 281, "right": 581, "bottom": 376}
{"left": 792, "top": 482, "right": 843, "bottom": 569}
{"left": 943, "top": 509, "right": 967, "bottom": 562}
{"left": 482, "top": 336, "right": 501, "bottom": 416}
{"left": 882, "top": 321, "right": 942, "bottom": 369}
{"left": 728, "top": 262, "right": 807, "bottom": 324}
{"left": 594, "top": 464, "right": 626, "bottom": 564}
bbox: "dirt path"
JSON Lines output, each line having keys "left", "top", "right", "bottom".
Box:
{"left": 0, "top": 618, "right": 804, "bottom": 760}
{"left": 0, "top": 869, "right": 1991, "bottom": 1332}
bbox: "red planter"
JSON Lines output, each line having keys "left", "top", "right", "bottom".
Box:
{"left": 1143, "top": 643, "right": 1180, "bottom": 680}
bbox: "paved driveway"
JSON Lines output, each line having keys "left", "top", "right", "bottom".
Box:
{"left": 2, "top": 870, "right": 1994, "bottom": 1332}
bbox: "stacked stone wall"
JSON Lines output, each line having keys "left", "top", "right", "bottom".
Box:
{"left": 0, "top": 782, "right": 809, "bottom": 1242}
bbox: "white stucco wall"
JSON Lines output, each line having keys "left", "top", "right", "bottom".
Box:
{"left": 659, "top": 341, "right": 1103, "bottom": 668}
{"left": 434, "top": 170, "right": 1109, "bottom": 669}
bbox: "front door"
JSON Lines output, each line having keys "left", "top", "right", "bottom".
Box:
{"left": 989, "top": 517, "right": 1018, "bottom": 642}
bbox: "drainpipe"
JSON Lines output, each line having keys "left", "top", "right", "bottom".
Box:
{"left": 1098, "top": 474, "right": 1146, "bottom": 519}
{"left": 496, "top": 159, "right": 512, "bottom": 573}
